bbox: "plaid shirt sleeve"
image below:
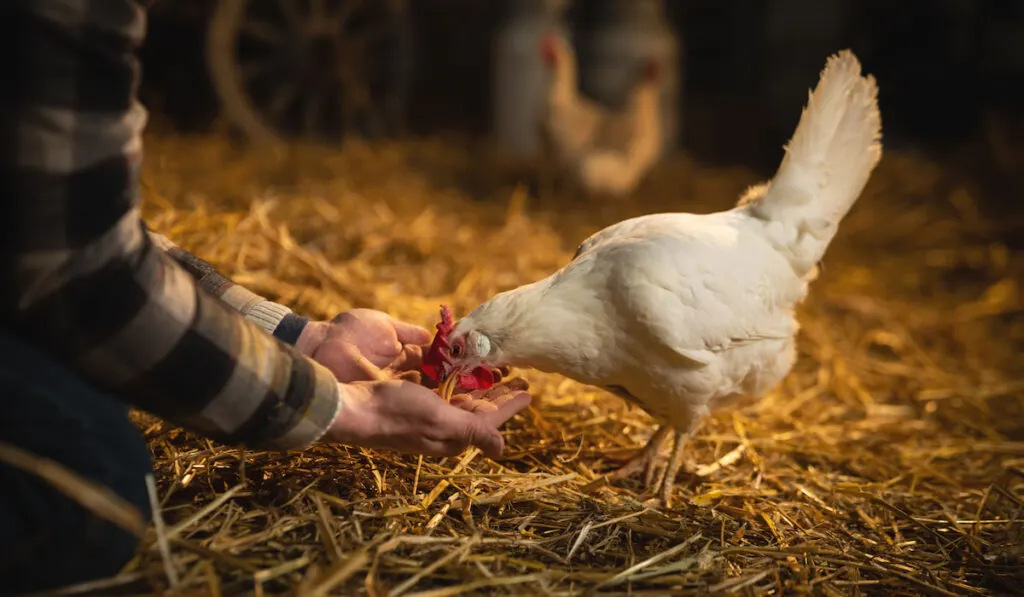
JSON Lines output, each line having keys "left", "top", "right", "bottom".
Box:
{"left": 0, "top": 0, "right": 341, "bottom": 451}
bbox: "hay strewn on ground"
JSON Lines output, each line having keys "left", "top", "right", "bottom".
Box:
{"left": 54, "top": 134, "right": 1024, "bottom": 596}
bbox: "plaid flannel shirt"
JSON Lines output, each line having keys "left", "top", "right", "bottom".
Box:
{"left": 0, "top": 0, "right": 341, "bottom": 451}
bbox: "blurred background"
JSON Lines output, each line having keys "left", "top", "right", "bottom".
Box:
{"left": 139, "top": 0, "right": 1024, "bottom": 212}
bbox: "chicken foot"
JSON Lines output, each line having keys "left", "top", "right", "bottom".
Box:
{"left": 653, "top": 416, "right": 706, "bottom": 507}
{"left": 607, "top": 425, "right": 670, "bottom": 488}
{"left": 657, "top": 428, "right": 691, "bottom": 508}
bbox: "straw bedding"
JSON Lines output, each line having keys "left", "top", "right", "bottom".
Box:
{"left": 31, "top": 133, "right": 1024, "bottom": 596}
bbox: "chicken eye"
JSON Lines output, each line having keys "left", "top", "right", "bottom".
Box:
{"left": 450, "top": 344, "right": 462, "bottom": 357}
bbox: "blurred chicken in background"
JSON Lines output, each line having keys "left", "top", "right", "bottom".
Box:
{"left": 537, "top": 33, "right": 664, "bottom": 199}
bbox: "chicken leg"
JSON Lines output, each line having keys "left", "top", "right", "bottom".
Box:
{"left": 657, "top": 429, "right": 690, "bottom": 507}
{"left": 607, "top": 425, "right": 670, "bottom": 487}
{"left": 652, "top": 415, "right": 706, "bottom": 507}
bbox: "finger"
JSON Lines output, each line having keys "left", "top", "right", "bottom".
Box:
{"left": 391, "top": 318, "right": 432, "bottom": 346}
{"left": 389, "top": 344, "right": 424, "bottom": 372}
{"left": 415, "top": 437, "right": 469, "bottom": 458}
{"left": 394, "top": 369, "right": 422, "bottom": 384}
{"left": 474, "top": 377, "right": 530, "bottom": 403}
{"left": 503, "top": 377, "right": 530, "bottom": 392}
{"left": 456, "top": 419, "right": 505, "bottom": 459}
{"left": 468, "top": 386, "right": 501, "bottom": 402}
{"left": 487, "top": 366, "right": 509, "bottom": 382}
{"left": 429, "top": 405, "right": 506, "bottom": 459}
{"left": 433, "top": 393, "right": 524, "bottom": 453}
{"left": 478, "top": 391, "right": 532, "bottom": 429}
{"left": 346, "top": 345, "right": 390, "bottom": 382}
{"left": 467, "top": 401, "right": 500, "bottom": 414}
{"left": 450, "top": 395, "right": 499, "bottom": 414}
{"left": 452, "top": 388, "right": 486, "bottom": 403}
{"left": 373, "top": 436, "right": 466, "bottom": 458}
{"left": 311, "top": 340, "right": 371, "bottom": 383}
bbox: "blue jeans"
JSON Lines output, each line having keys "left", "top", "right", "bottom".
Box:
{"left": 0, "top": 330, "right": 153, "bottom": 594}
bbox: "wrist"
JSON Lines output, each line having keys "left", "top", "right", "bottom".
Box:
{"left": 321, "top": 381, "right": 372, "bottom": 444}
{"left": 294, "top": 320, "right": 330, "bottom": 357}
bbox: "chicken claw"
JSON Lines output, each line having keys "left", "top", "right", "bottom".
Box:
{"left": 608, "top": 426, "right": 669, "bottom": 486}
{"left": 606, "top": 424, "right": 697, "bottom": 508}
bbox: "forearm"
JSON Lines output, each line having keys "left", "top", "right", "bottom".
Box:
{"left": 145, "top": 227, "right": 311, "bottom": 345}
{"left": 0, "top": 0, "right": 339, "bottom": 451}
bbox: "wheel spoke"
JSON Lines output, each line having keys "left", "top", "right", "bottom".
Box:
{"left": 276, "top": 0, "right": 305, "bottom": 29}
{"left": 303, "top": 86, "right": 324, "bottom": 138}
{"left": 351, "top": 22, "right": 392, "bottom": 47}
{"left": 242, "top": 54, "right": 288, "bottom": 80}
{"left": 267, "top": 80, "right": 300, "bottom": 121}
{"left": 214, "top": 0, "right": 408, "bottom": 143}
{"left": 343, "top": 80, "right": 373, "bottom": 121}
{"left": 239, "top": 19, "right": 285, "bottom": 44}
{"left": 309, "top": 0, "right": 329, "bottom": 22}
{"left": 336, "top": 0, "right": 365, "bottom": 29}
{"left": 339, "top": 83, "right": 356, "bottom": 134}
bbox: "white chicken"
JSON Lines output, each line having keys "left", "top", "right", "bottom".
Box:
{"left": 443, "top": 50, "right": 882, "bottom": 505}
{"left": 538, "top": 32, "right": 664, "bottom": 197}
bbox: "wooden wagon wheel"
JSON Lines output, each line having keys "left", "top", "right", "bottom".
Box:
{"left": 206, "top": 0, "right": 413, "bottom": 145}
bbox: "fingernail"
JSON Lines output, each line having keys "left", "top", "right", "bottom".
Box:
{"left": 506, "top": 378, "right": 529, "bottom": 391}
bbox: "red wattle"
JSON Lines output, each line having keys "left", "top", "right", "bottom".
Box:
{"left": 458, "top": 367, "right": 496, "bottom": 390}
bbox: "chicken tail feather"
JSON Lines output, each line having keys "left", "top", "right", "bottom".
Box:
{"left": 740, "top": 49, "right": 882, "bottom": 277}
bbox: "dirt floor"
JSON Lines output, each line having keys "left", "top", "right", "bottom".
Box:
{"left": 55, "top": 132, "right": 1024, "bottom": 596}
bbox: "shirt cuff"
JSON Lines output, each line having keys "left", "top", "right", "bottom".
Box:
{"left": 273, "top": 313, "right": 310, "bottom": 345}
{"left": 243, "top": 300, "right": 293, "bottom": 336}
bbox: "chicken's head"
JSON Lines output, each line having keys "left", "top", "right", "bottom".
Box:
{"left": 420, "top": 305, "right": 502, "bottom": 401}
{"left": 446, "top": 325, "right": 496, "bottom": 372}
{"left": 540, "top": 33, "right": 563, "bottom": 67}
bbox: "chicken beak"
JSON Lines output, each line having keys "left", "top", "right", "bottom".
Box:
{"left": 439, "top": 375, "right": 456, "bottom": 403}
{"left": 438, "top": 364, "right": 463, "bottom": 403}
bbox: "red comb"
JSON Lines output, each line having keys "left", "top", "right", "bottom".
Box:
{"left": 420, "top": 305, "right": 499, "bottom": 392}
{"left": 420, "top": 305, "right": 455, "bottom": 385}
{"left": 540, "top": 33, "right": 559, "bottom": 65}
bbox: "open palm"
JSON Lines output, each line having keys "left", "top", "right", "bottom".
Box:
{"left": 300, "top": 309, "right": 432, "bottom": 383}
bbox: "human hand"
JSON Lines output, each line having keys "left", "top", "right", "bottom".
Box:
{"left": 322, "top": 378, "right": 532, "bottom": 458}
{"left": 296, "top": 309, "right": 432, "bottom": 384}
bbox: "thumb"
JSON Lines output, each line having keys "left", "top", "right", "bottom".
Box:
{"left": 480, "top": 391, "right": 533, "bottom": 429}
